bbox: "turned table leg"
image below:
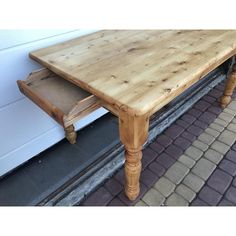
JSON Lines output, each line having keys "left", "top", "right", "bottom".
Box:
{"left": 119, "top": 111, "right": 149, "bottom": 201}
{"left": 65, "top": 125, "right": 77, "bottom": 144}
{"left": 220, "top": 64, "right": 236, "bottom": 108}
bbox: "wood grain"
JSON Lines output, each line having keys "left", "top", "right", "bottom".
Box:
{"left": 30, "top": 30, "right": 236, "bottom": 116}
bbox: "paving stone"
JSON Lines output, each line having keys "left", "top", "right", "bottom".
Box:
{"left": 198, "top": 112, "right": 216, "bottom": 124}
{"left": 192, "top": 140, "right": 208, "bottom": 152}
{"left": 105, "top": 178, "right": 123, "bottom": 196}
{"left": 135, "top": 200, "right": 148, "bottom": 206}
{"left": 232, "top": 178, "right": 236, "bottom": 187}
{"left": 214, "top": 118, "right": 228, "bottom": 128}
{"left": 176, "top": 119, "right": 191, "bottom": 129}
{"left": 108, "top": 198, "right": 126, "bottom": 206}
{"left": 194, "top": 120, "right": 208, "bottom": 129}
{"left": 175, "top": 184, "right": 196, "bottom": 202}
{"left": 165, "top": 162, "right": 189, "bottom": 184}
{"left": 181, "top": 114, "right": 197, "bottom": 124}
{"left": 181, "top": 131, "right": 197, "bottom": 142}
{"left": 192, "top": 158, "right": 216, "bottom": 181}
{"left": 208, "top": 88, "right": 222, "bottom": 98}
{"left": 185, "top": 146, "right": 203, "bottom": 161}
{"left": 198, "top": 132, "right": 215, "bottom": 145}
{"left": 227, "top": 100, "right": 236, "bottom": 111}
{"left": 198, "top": 186, "right": 222, "bottom": 206}
{"left": 227, "top": 123, "right": 236, "bottom": 133}
{"left": 140, "top": 169, "right": 159, "bottom": 188}
{"left": 205, "top": 127, "right": 220, "bottom": 138}
{"left": 194, "top": 100, "right": 211, "bottom": 112}
{"left": 218, "top": 112, "right": 234, "bottom": 123}
{"left": 211, "top": 141, "right": 230, "bottom": 155}
{"left": 142, "top": 188, "right": 165, "bottom": 206}
{"left": 188, "top": 108, "right": 202, "bottom": 118}
{"left": 232, "top": 143, "right": 236, "bottom": 152}
{"left": 204, "top": 149, "right": 224, "bottom": 164}
{"left": 153, "top": 177, "right": 176, "bottom": 197}
{"left": 156, "top": 153, "right": 176, "bottom": 169}
{"left": 208, "top": 106, "right": 223, "bottom": 115}
{"left": 191, "top": 198, "right": 209, "bottom": 206}
{"left": 148, "top": 162, "right": 166, "bottom": 177}
{"left": 183, "top": 173, "right": 205, "bottom": 192}
{"left": 225, "top": 186, "right": 236, "bottom": 204}
{"left": 174, "top": 137, "right": 192, "bottom": 150}
{"left": 207, "top": 169, "right": 233, "bottom": 194}
{"left": 165, "top": 192, "right": 189, "bottom": 206}
{"left": 202, "top": 95, "right": 216, "bottom": 103}
{"left": 165, "top": 145, "right": 183, "bottom": 159}
{"left": 156, "top": 134, "right": 173, "bottom": 148}
{"left": 178, "top": 154, "right": 196, "bottom": 169}
{"left": 209, "top": 123, "right": 224, "bottom": 132}
{"left": 219, "top": 160, "right": 236, "bottom": 177}
{"left": 114, "top": 168, "right": 125, "bottom": 184}
{"left": 118, "top": 183, "right": 148, "bottom": 206}
{"left": 232, "top": 118, "right": 236, "bottom": 124}
{"left": 149, "top": 142, "right": 165, "bottom": 154}
{"left": 218, "top": 199, "right": 234, "bottom": 206}
{"left": 218, "top": 130, "right": 236, "bottom": 146}
{"left": 225, "top": 150, "right": 236, "bottom": 164}
{"left": 164, "top": 125, "right": 184, "bottom": 139}
{"left": 223, "top": 107, "right": 236, "bottom": 116}
{"left": 142, "top": 148, "right": 158, "bottom": 170}
{"left": 82, "top": 187, "right": 113, "bottom": 206}
{"left": 187, "top": 125, "right": 203, "bottom": 136}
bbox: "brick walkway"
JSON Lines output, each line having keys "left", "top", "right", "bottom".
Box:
{"left": 80, "top": 80, "right": 236, "bottom": 206}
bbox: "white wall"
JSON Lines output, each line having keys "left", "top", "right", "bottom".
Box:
{"left": 0, "top": 30, "right": 107, "bottom": 177}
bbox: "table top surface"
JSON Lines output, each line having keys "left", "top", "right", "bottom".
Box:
{"left": 30, "top": 30, "right": 236, "bottom": 116}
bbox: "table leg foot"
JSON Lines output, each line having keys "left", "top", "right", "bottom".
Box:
{"left": 119, "top": 111, "right": 149, "bottom": 201}
{"left": 220, "top": 64, "right": 236, "bottom": 108}
{"left": 65, "top": 125, "right": 77, "bottom": 144}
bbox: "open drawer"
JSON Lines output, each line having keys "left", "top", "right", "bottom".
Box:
{"left": 17, "top": 68, "right": 101, "bottom": 144}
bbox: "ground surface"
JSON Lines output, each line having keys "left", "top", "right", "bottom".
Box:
{"left": 80, "top": 80, "right": 236, "bottom": 206}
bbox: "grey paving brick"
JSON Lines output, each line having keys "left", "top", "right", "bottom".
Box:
{"left": 211, "top": 141, "right": 230, "bottom": 155}
{"left": 192, "top": 140, "right": 208, "bottom": 152}
{"left": 175, "top": 184, "right": 196, "bottom": 202}
{"left": 183, "top": 173, "right": 205, "bottom": 192}
{"left": 165, "top": 162, "right": 189, "bottom": 184}
{"left": 154, "top": 176, "right": 176, "bottom": 197}
{"left": 165, "top": 193, "right": 189, "bottom": 206}
{"left": 192, "top": 158, "right": 216, "bottom": 181}
{"left": 218, "top": 199, "right": 234, "bottom": 206}
{"left": 142, "top": 188, "right": 165, "bottom": 206}
{"left": 178, "top": 154, "right": 196, "bottom": 169}
{"left": 218, "top": 112, "right": 234, "bottom": 123}
{"left": 227, "top": 123, "right": 236, "bottom": 133}
{"left": 191, "top": 198, "right": 209, "bottom": 206}
{"left": 209, "top": 123, "right": 224, "bottom": 133}
{"left": 204, "top": 149, "right": 224, "bottom": 164}
{"left": 198, "top": 186, "right": 222, "bottom": 206}
{"left": 214, "top": 118, "right": 228, "bottom": 128}
{"left": 223, "top": 107, "right": 236, "bottom": 116}
{"left": 217, "top": 130, "right": 236, "bottom": 146}
{"left": 227, "top": 100, "right": 236, "bottom": 111}
{"left": 135, "top": 200, "right": 148, "bottom": 206}
{"left": 205, "top": 127, "right": 220, "bottom": 138}
{"left": 207, "top": 169, "right": 233, "bottom": 194}
{"left": 185, "top": 146, "right": 203, "bottom": 161}
{"left": 198, "top": 132, "right": 215, "bottom": 145}
{"left": 225, "top": 186, "right": 236, "bottom": 204}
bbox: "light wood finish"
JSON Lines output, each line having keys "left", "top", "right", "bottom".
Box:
{"left": 28, "top": 30, "right": 236, "bottom": 201}
{"left": 65, "top": 125, "right": 77, "bottom": 144}
{"left": 119, "top": 112, "right": 149, "bottom": 200}
{"left": 220, "top": 64, "right": 236, "bottom": 108}
{"left": 17, "top": 68, "right": 100, "bottom": 143}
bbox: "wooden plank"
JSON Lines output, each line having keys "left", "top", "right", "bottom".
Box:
{"left": 30, "top": 30, "right": 236, "bottom": 116}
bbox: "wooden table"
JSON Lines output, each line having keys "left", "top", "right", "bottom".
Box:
{"left": 30, "top": 30, "right": 236, "bottom": 200}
